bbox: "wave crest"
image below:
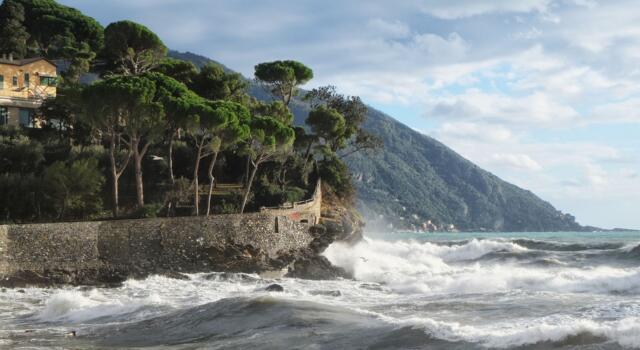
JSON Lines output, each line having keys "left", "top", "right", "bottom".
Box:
{"left": 325, "top": 237, "right": 640, "bottom": 295}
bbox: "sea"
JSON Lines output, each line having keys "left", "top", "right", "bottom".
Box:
{"left": 1, "top": 231, "right": 640, "bottom": 349}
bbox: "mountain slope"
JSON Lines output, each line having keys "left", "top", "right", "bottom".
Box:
{"left": 348, "top": 109, "right": 581, "bottom": 231}
{"left": 169, "top": 51, "right": 584, "bottom": 232}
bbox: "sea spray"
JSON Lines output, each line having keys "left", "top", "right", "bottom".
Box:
{"left": 325, "top": 236, "right": 640, "bottom": 295}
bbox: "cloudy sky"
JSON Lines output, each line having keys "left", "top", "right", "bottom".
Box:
{"left": 59, "top": 0, "right": 640, "bottom": 229}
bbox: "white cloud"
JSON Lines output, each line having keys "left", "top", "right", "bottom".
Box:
{"left": 489, "top": 153, "right": 543, "bottom": 171}
{"left": 591, "top": 97, "right": 640, "bottom": 123}
{"left": 367, "top": 18, "right": 411, "bottom": 38}
{"left": 512, "top": 26, "right": 543, "bottom": 40}
{"left": 420, "top": 0, "right": 552, "bottom": 19}
{"left": 437, "top": 122, "right": 514, "bottom": 142}
{"left": 426, "top": 90, "right": 579, "bottom": 126}
{"left": 410, "top": 32, "right": 468, "bottom": 58}
{"left": 552, "top": 1, "right": 640, "bottom": 53}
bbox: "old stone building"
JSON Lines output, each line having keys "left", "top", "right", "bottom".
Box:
{"left": 0, "top": 55, "right": 57, "bottom": 127}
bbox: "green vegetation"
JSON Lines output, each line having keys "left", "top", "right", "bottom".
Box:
{"left": 0, "top": 0, "right": 103, "bottom": 81}
{"left": 103, "top": 20, "right": 167, "bottom": 75}
{"left": 254, "top": 60, "right": 313, "bottom": 106}
{"left": 240, "top": 115, "right": 295, "bottom": 213}
{"left": 43, "top": 159, "right": 104, "bottom": 219}
{"left": 0, "top": 0, "right": 372, "bottom": 223}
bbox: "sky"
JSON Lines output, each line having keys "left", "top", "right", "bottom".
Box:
{"left": 59, "top": 0, "right": 640, "bottom": 229}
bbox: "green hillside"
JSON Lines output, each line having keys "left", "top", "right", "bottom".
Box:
{"left": 169, "top": 52, "right": 585, "bottom": 232}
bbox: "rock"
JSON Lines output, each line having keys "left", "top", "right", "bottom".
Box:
{"left": 359, "top": 283, "right": 383, "bottom": 291}
{"left": 286, "top": 255, "right": 351, "bottom": 280}
{"left": 265, "top": 283, "right": 284, "bottom": 292}
{"left": 161, "top": 271, "right": 190, "bottom": 280}
{"left": 320, "top": 203, "right": 365, "bottom": 246}
{"left": 203, "top": 272, "right": 260, "bottom": 282}
{"left": 259, "top": 268, "right": 288, "bottom": 279}
{"left": 309, "top": 290, "right": 342, "bottom": 297}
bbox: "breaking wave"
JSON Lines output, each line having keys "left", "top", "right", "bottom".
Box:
{"left": 2, "top": 232, "right": 640, "bottom": 349}
{"left": 325, "top": 237, "right": 640, "bottom": 295}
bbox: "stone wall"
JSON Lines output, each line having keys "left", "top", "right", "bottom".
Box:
{"left": 0, "top": 213, "right": 314, "bottom": 286}
{"left": 0, "top": 180, "right": 326, "bottom": 286}
{"left": 261, "top": 180, "right": 322, "bottom": 225}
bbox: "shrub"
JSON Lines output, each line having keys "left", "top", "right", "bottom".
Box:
{"left": 42, "top": 158, "right": 105, "bottom": 219}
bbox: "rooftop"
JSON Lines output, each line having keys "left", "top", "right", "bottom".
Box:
{"left": 0, "top": 56, "right": 57, "bottom": 67}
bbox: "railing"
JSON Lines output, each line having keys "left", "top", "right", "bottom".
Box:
{"left": 0, "top": 85, "right": 55, "bottom": 102}
{"left": 260, "top": 180, "right": 321, "bottom": 211}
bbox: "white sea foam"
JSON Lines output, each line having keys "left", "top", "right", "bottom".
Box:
{"left": 388, "top": 315, "right": 640, "bottom": 348}
{"left": 4, "top": 234, "right": 640, "bottom": 349}
{"left": 325, "top": 237, "right": 640, "bottom": 295}
{"left": 37, "top": 289, "right": 164, "bottom": 323}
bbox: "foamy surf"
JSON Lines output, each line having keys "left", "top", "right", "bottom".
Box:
{"left": 1, "top": 231, "right": 639, "bottom": 349}
{"left": 325, "top": 236, "right": 640, "bottom": 295}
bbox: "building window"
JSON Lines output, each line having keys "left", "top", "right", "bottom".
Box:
{"left": 19, "top": 109, "right": 33, "bottom": 127}
{"left": 0, "top": 75, "right": 4, "bottom": 89}
{"left": 39, "top": 76, "right": 57, "bottom": 87}
{"left": 0, "top": 107, "right": 8, "bottom": 125}
{"left": 12, "top": 76, "right": 18, "bottom": 87}
{"left": 24, "top": 73, "right": 30, "bottom": 88}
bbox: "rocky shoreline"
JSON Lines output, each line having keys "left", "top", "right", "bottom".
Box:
{"left": 0, "top": 198, "right": 363, "bottom": 288}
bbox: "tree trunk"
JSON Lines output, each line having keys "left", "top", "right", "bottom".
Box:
{"left": 244, "top": 155, "right": 251, "bottom": 187}
{"left": 132, "top": 137, "right": 145, "bottom": 209}
{"left": 277, "top": 162, "right": 287, "bottom": 192}
{"left": 193, "top": 143, "right": 203, "bottom": 215}
{"left": 240, "top": 160, "right": 258, "bottom": 214}
{"left": 301, "top": 142, "right": 314, "bottom": 185}
{"left": 168, "top": 131, "right": 176, "bottom": 185}
{"left": 205, "top": 151, "right": 219, "bottom": 216}
{"left": 109, "top": 134, "right": 120, "bottom": 218}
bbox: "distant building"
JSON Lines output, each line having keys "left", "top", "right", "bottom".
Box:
{"left": 0, "top": 54, "right": 57, "bottom": 127}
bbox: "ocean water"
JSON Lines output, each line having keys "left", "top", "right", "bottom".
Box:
{"left": 1, "top": 231, "right": 640, "bottom": 349}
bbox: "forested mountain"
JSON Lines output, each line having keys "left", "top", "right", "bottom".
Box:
{"left": 170, "top": 51, "right": 584, "bottom": 232}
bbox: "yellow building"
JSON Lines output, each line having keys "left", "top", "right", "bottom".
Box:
{"left": 0, "top": 55, "right": 57, "bottom": 127}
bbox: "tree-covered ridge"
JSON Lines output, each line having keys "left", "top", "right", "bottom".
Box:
{"left": 0, "top": 0, "right": 372, "bottom": 223}
{"left": 170, "top": 51, "right": 585, "bottom": 232}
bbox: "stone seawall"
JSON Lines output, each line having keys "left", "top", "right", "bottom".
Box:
{"left": 0, "top": 213, "right": 315, "bottom": 287}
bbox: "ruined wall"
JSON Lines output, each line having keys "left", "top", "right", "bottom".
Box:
{"left": 0, "top": 213, "right": 314, "bottom": 286}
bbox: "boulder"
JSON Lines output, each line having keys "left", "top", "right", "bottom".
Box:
{"left": 286, "top": 255, "right": 351, "bottom": 280}
{"left": 265, "top": 283, "right": 284, "bottom": 292}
